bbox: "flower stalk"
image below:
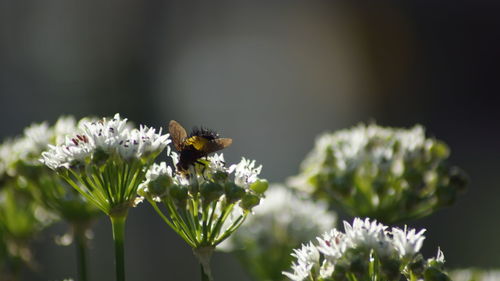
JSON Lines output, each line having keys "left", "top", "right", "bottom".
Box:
{"left": 74, "top": 223, "right": 89, "bottom": 281}
{"left": 111, "top": 214, "right": 127, "bottom": 281}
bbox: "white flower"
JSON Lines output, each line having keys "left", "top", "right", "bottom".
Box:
{"left": 228, "top": 158, "right": 262, "bottom": 188}
{"left": 392, "top": 226, "right": 426, "bottom": 259}
{"left": 284, "top": 217, "right": 436, "bottom": 281}
{"left": 316, "top": 229, "right": 346, "bottom": 262}
{"left": 137, "top": 162, "right": 173, "bottom": 201}
{"left": 207, "top": 153, "right": 226, "bottom": 173}
{"left": 41, "top": 114, "right": 170, "bottom": 170}
{"left": 0, "top": 139, "right": 22, "bottom": 177}
{"left": 283, "top": 242, "right": 320, "bottom": 281}
{"left": 23, "top": 122, "right": 52, "bottom": 153}
{"left": 343, "top": 218, "right": 392, "bottom": 256}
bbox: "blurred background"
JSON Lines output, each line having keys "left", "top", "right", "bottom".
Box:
{"left": 1, "top": 1, "right": 499, "bottom": 280}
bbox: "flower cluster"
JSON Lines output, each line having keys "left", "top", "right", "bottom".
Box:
{"left": 138, "top": 153, "right": 268, "bottom": 280}
{"left": 219, "top": 184, "right": 336, "bottom": 281}
{"left": 450, "top": 269, "right": 500, "bottom": 281}
{"left": 289, "top": 123, "right": 468, "bottom": 223}
{"left": 283, "top": 218, "right": 449, "bottom": 281}
{"left": 0, "top": 116, "right": 101, "bottom": 280}
{"left": 40, "top": 114, "right": 170, "bottom": 216}
{"left": 42, "top": 114, "right": 168, "bottom": 171}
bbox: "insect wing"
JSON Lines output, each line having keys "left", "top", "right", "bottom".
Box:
{"left": 169, "top": 120, "right": 188, "bottom": 151}
{"left": 203, "top": 138, "right": 232, "bottom": 153}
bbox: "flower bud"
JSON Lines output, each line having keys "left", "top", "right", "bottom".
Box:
{"left": 149, "top": 174, "right": 172, "bottom": 197}
{"left": 169, "top": 185, "right": 188, "bottom": 208}
{"left": 240, "top": 193, "right": 260, "bottom": 211}
{"left": 200, "top": 182, "right": 224, "bottom": 206}
{"left": 249, "top": 179, "right": 268, "bottom": 194}
{"left": 211, "top": 171, "right": 228, "bottom": 183}
{"left": 424, "top": 267, "right": 451, "bottom": 281}
{"left": 224, "top": 182, "right": 245, "bottom": 203}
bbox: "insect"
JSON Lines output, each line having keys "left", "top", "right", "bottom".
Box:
{"left": 169, "top": 120, "right": 232, "bottom": 172}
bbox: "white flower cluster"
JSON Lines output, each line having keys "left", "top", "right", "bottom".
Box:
{"left": 139, "top": 153, "right": 263, "bottom": 205}
{"left": 291, "top": 123, "right": 440, "bottom": 193}
{"left": 138, "top": 152, "right": 268, "bottom": 253}
{"left": 0, "top": 116, "right": 81, "bottom": 179}
{"left": 284, "top": 218, "right": 443, "bottom": 281}
{"left": 219, "top": 184, "right": 336, "bottom": 252}
{"left": 41, "top": 114, "right": 170, "bottom": 170}
{"left": 289, "top": 123, "right": 466, "bottom": 224}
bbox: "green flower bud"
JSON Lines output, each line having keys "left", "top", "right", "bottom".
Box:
{"left": 249, "top": 179, "right": 268, "bottom": 194}
{"left": 149, "top": 174, "right": 172, "bottom": 197}
{"left": 424, "top": 267, "right": 451, "bottom": 281}
{"left": 430, "top": 141, "right": 450, "bottom": 159}
{"left": 240, "top": 193, "right": 260, "bottom": 211}
{"left": 169, "top": 185, "right": 188, "bottom": 208}
{"left": 224, "top": 182, "right": 245, "bottom": 203}
{"left": 212, "top": 171, "right": 228, "bottom": 183}
{"left": 200, "top": 182, "right": 224, "bottom": 206}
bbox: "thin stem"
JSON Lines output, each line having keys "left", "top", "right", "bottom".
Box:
{"left": 74, "top": 225, "right": 89, "bottom": 281}
{"left": 200, "top": 263, "right": 210, "bottom": 281}
{"left": 110, "top": 214, "right": 127, "bottom": 281}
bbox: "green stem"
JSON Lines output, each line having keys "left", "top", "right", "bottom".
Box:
{"left": 200, "top": 263, "right": 210, "bottom": 281}
{"left": 75, "top": 225, "right": 89, "bottom": 281}
{"left": 110, "top": 215, "right": 127, "bottom": 281}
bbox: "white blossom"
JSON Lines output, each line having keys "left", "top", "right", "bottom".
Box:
{"left": 41, "top": 114, "right": 170, "bottom": 170}
{"left": 392, "top": 226, "right": 426, "bottom": 259}
{"left": 343, "top": 218, "right": 392, "bottom": 256}
{"left": 284, "top": 217, "right": 443, "bottom": 281}
{"left": 229, "top": 158, "right": 262, "bottom": 188}
{"left": 283, "top": 242, "right": 320, "bottom": 281}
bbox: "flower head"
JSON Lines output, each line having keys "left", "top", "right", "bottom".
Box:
{"left": 41, "top": 114, "right": 169, "bottom": 171}
{"left": 139, "top": 152, "right": 267, "bottom": 281}
{"left": 283, "top": 242, "right": 320, "bottom": 281}
{"left": 289, "top": 123, "right": 468, "bottom": 223}
{"left": 283, "top": 217, "right": 448, "bottom": 281}
{"left": 40, "top": 114, "right": 170, "bottom": 216}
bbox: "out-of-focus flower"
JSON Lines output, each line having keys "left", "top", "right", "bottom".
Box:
{"left": 450, "top": 269, "right": 500, "bottom": 281}
{"left": 283, "top": 217, "right": 450, "bottom": 281}
{"left": 218, "top": 184, "right": 336, "bottom": 281}
{"left": 289, "top": 123, "right": 468, "bottom": 223}
{"left": 0, "top": 116, "right": 102, "bottom": 281}
{"left": 138, "top": 153, "right": 268, "bottom": 281}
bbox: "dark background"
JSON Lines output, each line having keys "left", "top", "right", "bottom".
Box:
{"left": 1, "top": 1, "right": 499, "bottom": 280}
